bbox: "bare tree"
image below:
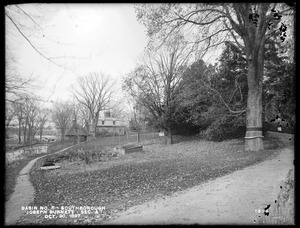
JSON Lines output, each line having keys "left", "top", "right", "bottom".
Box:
{"left": 70, "top": 100, "right": 91, "bottom": 134}
{"left": 123, "top": 35, "right": 195, "bottom": 144}
{"left": 72, "top": 72, "right": 115, "bottom": 138}
{"left": 108, "top": 100, "right": 126, "bottom": 120}
{"left": 15, "top": 101, "right": 24, "bottom": 143}
{"left": 5, "top": 101, "right": 18, "bottom": 139}
{"left": 51, "top": 101, "right": 73, "bottom": 140}
{"left": 16, "top": 95, "right": 42, "bottom": 145}
{"left": 77, "top": 102, "right": 91, "bottom": 131}
{"left": 36, "top": 108, "right": 49, "bottom": 141}
{"left": 135, "top": 3, "right": 294, "bottom": 150}
{"left": 130, "top": 103, "right": 147, "bottom": 142}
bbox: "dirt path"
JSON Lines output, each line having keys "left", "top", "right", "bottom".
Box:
{"left": 5, "top": 144, "right": 80, "bottom": 225}
{"left": 104, "top": 134, "right": 294, "bottom": 225}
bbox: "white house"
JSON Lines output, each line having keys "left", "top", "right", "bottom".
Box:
{"left": 96, "top": 111, "right": 125, "bottom": 136}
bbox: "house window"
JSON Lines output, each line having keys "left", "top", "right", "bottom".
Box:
{"left": 102, "top": 121, "right": 105, "bottom": 125}
{"left": 113, "top": 121, "right": 116, "bottom": 125}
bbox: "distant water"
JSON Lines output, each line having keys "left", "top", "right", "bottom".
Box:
{"left": 35, "top": 135, "right": 58, "bottom": 140}
{"left": 6, "top": 145, "right": 49, "bottom": 164}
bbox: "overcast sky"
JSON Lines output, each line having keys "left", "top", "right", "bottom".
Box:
{"left": 6, "top": 3, "right": 149, "bottom": 104}
{"left": 6, "top": 3, "right": 294, "bottom": 109}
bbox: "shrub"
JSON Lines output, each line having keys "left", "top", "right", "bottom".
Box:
{"left": 96, "top": 129, "right": 115, "bottom": 137}
{"left": 202, "top": 117, "right": 245, "bottom": 141}
{"left": 45, "top": 146, "right": 113, "bottom": 165}
{"left": 202, "top": 124, "right": 225, "bottom": 141}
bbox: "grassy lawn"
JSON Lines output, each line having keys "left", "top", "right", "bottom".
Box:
{"left": 46, "top": 140, "right": 74, "bottom": 153}
{"left": 15, "top": 134, "right": 285, "bottom": 225}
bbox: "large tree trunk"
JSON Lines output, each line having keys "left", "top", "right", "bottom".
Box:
{"left": 40, "top": 128, "right": 43, "bottom": 141}
{"left": 166, "top": 127, "right": 173, "bottom": 145}
{"left": 27, "top": 126, "right": 32, "bottom": 145}
{"left": 61, "top": 128, "right": 65, "bottom": 141}
{"left": 18, "top": 119, "right": 22, "bottom": 143}
{"left": 23, "top": 124, "right": 27, "bottom": 145}
{"left": 137, "top": 131, "right": 140, "bottom": 143}
{"left": 85, "top": 119, "right": 90, "bottom": 133}
{"left": 91, "top": 113, "right": 99, "bottom": 139}
{"left": 245, "top": 44, "right": 265, "bottom": 151}
{"left": 245, "top": 86, "right": 264, "bottom": 151}
{"left": 92, "top": 119, "right": 97, "bottom": 138}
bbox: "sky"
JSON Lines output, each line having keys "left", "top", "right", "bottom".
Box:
{"left": 6, "top": 4, "right": 149, "bottom": 105}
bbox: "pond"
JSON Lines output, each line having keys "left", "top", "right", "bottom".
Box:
{"left": 6, "top": 145, "right": 49, "bottom": 164}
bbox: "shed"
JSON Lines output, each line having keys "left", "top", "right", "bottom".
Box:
{"left": 65, "top": 120, "right": 89, "bottom": 143}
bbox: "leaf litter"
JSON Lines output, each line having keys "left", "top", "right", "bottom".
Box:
{"left": 16, "top": 136, "right": 282, "bottom": 225}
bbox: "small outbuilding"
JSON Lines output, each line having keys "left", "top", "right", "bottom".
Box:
{"left": 65, "top": 120, "right": 89, "bottom": 144}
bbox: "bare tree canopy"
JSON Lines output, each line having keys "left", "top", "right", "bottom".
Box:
{"left": 123, "top": 34, "right": 195, "bottom": 144}
{"left": 7, "top": 94, "right": 47, "bottom": 144}
{"left": 72, "top": 72, "right": 115, "bottom": 138}
{"left": 51, "top": 101, "right": 73, "bottom": 141}
{"left": 5, "top": 4, "right": 74, "bottom": 69}
{"left": 5, "top": 4, "right": 88, "bottom": 105}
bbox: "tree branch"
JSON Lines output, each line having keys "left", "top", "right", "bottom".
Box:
{"left": 203, "top": 69, "right": 246, "bottom": 114}
{"left": 15, "top": 5, "right": 44, "bottom": 33}
{"left": 5, "top": 11, "right": 72, "bottom": 70}
{"left": 223, "top": 20, "right": 245, "bottom": 51}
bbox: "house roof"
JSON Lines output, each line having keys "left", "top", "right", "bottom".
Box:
{"left": 99, "top": 117, "right": 118, "bottom": 121}
{"left": 65, "top": 123, "right": 89, "bottom": 136}
{"left": 97, "top": 125, "right": 125, "bottom": 128}
{"left": 98, "top": 117, "right": 124, "bottom": 127}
